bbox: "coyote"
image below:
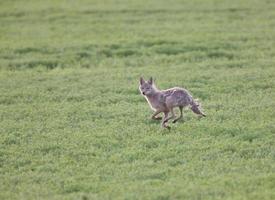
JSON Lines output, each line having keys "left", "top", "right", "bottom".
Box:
{"left": 139, "top": 77, "right": 206, "bottom": 129}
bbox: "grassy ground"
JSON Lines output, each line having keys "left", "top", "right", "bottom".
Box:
{"left": 1, "top": 0, "right": 275, "bottom": 199}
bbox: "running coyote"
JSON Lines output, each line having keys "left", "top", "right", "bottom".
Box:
{"left": 139, "top": 77, "right": 206, "bottom": 129}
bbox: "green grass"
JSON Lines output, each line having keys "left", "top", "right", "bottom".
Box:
{"left": 1, "top": 0, "right": 275, "bottom": 199}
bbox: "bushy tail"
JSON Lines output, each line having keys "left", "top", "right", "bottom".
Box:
{"left": 190, "top": 99, "right": 206, "bottom": 117}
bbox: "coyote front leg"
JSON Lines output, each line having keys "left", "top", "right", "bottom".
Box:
{"left": 162, "top": 109, "right": 176, "bottom": 130}
{"left": 151, "top": 110, "right": 162, "bottom": 120}
{"left": 161, "top": 112, "right": 171, "bottom": 129}
{"left": 163, "top": 108, "right": 176, "bottom": 124}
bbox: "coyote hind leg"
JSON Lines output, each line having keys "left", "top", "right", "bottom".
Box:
{"left": 173, "top": 106, "right": 183, "bottom": 123}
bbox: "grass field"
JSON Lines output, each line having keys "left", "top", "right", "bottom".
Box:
{"left": 1, "top": 0, "right": 275, "bottom": 199}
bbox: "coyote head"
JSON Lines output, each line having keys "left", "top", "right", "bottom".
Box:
{"left": 139, "top": 77, "right": 156, "bottom": 96}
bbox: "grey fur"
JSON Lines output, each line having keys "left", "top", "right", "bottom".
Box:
{"left": 139, "top": 77, "right": 206, "bottom": 129}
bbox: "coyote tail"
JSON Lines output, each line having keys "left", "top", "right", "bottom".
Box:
{"left": 190, "top": 98, "right": 206, "bottom": 117}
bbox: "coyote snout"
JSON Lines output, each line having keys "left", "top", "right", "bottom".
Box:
{"left": 139, "top": 77, "right": 206, "bottom": 129}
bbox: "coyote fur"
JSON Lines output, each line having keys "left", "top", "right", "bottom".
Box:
{"left": 139, "top": 77, "right": 206, "bottom": 129}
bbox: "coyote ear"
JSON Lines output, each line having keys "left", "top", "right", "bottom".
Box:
{"left": 140, "top": 77, "right": 145, "bottom": 85}
{"left": 148, "top": 77, "right": 153, "bottom": 85}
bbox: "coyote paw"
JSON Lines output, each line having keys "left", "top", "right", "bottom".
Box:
{"left": 172, "top": 118, "right": 183, "bottom": 123}
{"left": 162, "top": 124, "right": 171, "bottom": 130}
